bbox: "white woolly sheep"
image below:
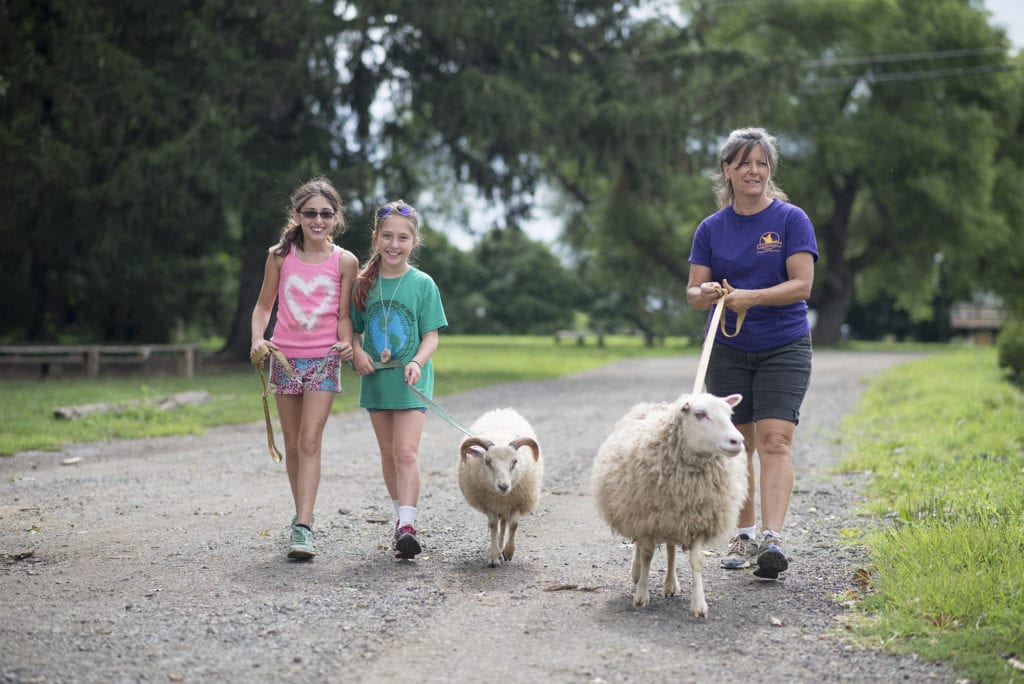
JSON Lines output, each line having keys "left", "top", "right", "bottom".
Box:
{"left": 591, "top": 392, "right": 746, "bottom": 618}
{"left": 458, "top": 408, "right": 543, "bottom": 567}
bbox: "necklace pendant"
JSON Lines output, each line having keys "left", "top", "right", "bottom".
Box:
{"left": 380, "top": 348, "right": 391, "bottom": 362}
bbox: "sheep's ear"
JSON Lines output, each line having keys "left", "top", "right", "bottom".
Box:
{"left": 510, "top": 437, "right": 540, "bottom": 462}
{"left": 724, "top": 393, "right": 743, "bottom": 407}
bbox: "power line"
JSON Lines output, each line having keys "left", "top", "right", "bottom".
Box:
{"left": 807, "top": 46, "right": 1006, "bottom": 68}
{"left": 806, "top": 62, "right": 1021, "bottom": 90}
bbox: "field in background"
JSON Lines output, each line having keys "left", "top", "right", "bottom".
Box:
{"left": 0, "top": 334, "right": 692, "bottom": 455}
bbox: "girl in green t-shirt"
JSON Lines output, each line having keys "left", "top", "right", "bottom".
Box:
{"left": 351, "top": 200, "right": 448, "bottom": 560}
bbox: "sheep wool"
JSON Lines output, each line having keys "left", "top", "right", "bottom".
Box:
{"left": 458, "top": 408, "right": 543, "bottom": 567}
{"left": 591, "top": 392, "right": 746, "bottom": 618}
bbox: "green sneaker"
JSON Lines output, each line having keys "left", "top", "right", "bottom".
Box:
{"left": 288, "top": 523, "right": 315, "bottom": 560}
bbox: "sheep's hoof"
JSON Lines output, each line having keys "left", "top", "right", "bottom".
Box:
{"left": 633, "top": 592, "right": 650, "bottom": 607}
{"left": 691, "top": 602, "right": 708, "bottom": 619}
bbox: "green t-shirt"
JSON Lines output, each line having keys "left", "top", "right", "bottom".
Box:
{"left": 351, "top": 267, "right": 448, "bottom": 409}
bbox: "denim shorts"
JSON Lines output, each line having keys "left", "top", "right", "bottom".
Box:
{"left": 705, "top": 335, "right": 812, "bottom": 425}
{"left": 269, "top": 355, "right": 342, "bottom": 394}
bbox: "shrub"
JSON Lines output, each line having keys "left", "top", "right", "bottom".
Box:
{"left": 996, "top": 319, "right": 1024, "bottom": 383}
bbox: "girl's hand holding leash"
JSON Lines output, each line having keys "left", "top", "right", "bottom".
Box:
{"left": 249, "top": 339, "right": 295, "bottom": 463}
{"left": 329, "top": 340, "right": 355, "bottom": 363}
{"left": 250, "top": 338, "right": 277, "bottom": 362}
{"left": 404, "top": 359, "right": 422, "bottom": 385}
{"left": 351, "top": 347, "right": 376, "bottom": 375}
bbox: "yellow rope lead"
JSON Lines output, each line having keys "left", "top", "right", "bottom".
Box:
{"left": 712, "top": 286, "right": 746, "bottom": 338}
{"left": 720, "top": 307, "right": 746, "bottom": 338}
{"left": 250, "top": 344, "right": 297, "bottom": 463}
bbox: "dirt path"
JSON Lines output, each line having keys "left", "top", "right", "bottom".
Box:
{"left": 1, "top": 351, "right": 952, "bottom": 683}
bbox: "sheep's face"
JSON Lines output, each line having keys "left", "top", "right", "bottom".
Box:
{"left": 461, "top": 437, "right": 540, "bottom": 495}
{"left": 678, "top": 393, "right": 745, "bottom": 456}
{"left": 480, "top": 446, "right": 522, "bottom": 495}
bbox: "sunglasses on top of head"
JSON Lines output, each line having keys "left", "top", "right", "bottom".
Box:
{"left": 299, "top": 209, "right": 336, "bottom": 220}
{"left": 375, "top": 204, "right": 415, "bottom": 219}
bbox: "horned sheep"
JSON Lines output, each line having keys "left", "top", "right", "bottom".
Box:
{"left": 458, "top": 408, "right": 543, "bottom": 567}
{"left": 591, "top": 392, "right": 746, "bottom": 618}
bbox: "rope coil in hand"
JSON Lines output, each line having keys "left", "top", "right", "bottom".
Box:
{"left": 251, "top": 343, "right": 297, "bottom": 463}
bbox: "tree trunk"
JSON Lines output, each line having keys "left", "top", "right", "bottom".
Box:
{"left": 810, "top": 174, "right": 858, "bottom": 346}
{"left": 218, "top": 248, "right": 269, "bottom": 363}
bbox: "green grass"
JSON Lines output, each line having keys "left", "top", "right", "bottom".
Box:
{"left": 838, "top": 348, "right": 1024, "bottom": 682}
{"left": 0, "top": 334, "right": 693, "bottom": 455}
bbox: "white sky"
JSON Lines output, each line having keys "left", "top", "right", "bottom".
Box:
{"left": 986, "top": 0, "right": 1024, "bottom": 50}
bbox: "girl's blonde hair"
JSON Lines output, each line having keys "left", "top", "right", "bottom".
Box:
{"left": 353, "top": 199, "right": 420, "bottom": 310}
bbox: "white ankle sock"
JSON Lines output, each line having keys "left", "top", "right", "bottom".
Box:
{"left": 737, "top": 526, "right": 756, "bottom": 539}
{"left": 398, "top": 505, "right": 417, "bottom": 528}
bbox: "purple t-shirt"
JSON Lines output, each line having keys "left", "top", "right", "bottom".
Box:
{"left": 688, "top": 200, "right": 818, "bottom": 352}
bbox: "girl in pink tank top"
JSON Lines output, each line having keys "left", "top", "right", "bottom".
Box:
{"left": 250, "top": 177, "right": 360, "bottom": 561}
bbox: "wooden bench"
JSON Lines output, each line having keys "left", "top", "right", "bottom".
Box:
{"left": 0, "top": 344, "right": 200, "bottom": 378}
{"left": 552, "top": 330, "right": 607, "bottom": 346}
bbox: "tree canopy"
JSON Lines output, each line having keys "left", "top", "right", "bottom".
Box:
{"left": 2, "top": 0, "right": 1020, "bottom": 351}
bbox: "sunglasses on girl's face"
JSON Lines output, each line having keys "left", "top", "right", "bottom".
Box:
{"left": 376, "top": 205, "right": 415, "bottom": 219}
{"left": 300, "top": 209, "right": 336, "bottom": 220}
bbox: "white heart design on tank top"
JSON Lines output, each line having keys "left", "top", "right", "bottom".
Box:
{"left": 283, "top": 274, "right": 337, "bottom": 330}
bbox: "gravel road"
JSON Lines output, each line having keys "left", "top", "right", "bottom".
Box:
{"left": 1, "top": 351, "right": 953, "bottom": 683}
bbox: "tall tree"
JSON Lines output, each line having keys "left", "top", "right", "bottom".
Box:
{"left": 0, "top": 0, "right": 357, "bottom": 349}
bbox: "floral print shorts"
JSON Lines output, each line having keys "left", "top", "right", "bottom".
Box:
{"left": 269, "top": 355, "right": 342, "bottom": 394}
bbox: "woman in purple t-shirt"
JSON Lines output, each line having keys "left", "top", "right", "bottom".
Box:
{"left": 686, "top": 127, "right": 818, "bottom": 580}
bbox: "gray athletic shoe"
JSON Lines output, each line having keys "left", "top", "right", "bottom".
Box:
{"left": 288, "top": 523, "right": 315, "bottom": 560}
{"left": 721, "top": 534, "right": 758, "bottom": 569}
{"left": 752, "top": 535, "right": 788, "bottom": 579}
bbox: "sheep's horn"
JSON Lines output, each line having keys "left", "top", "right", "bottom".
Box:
{"left": 460, "top": 438, "right": 493, "bottom": 460}
{"left": 509, "top": 437, "right": 540, "bottom": 462}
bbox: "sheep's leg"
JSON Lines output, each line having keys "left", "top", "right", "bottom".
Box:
{"left": 632, "top": 539, "right": 655, "bottom": 607}
{"left": 688, "top": 543, "right": 708, "bottom": 619}
{"left": 497, "top": 517, "right": 507, "bottom": 549}
{"left": 630, "top": 543, "right": 642, "bottom": 584}
{"left": 501, "top": 513, "right": 520, "bottom": 562}
{"left": 486, "top": 513, "right": 502, "bottom": 567}
{"left": 664, "top": 544, "right": 681, "bottom": 598}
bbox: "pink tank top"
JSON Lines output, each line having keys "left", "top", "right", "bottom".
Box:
{"left": 271, "top": 244, "right": 344, "bottom": 358}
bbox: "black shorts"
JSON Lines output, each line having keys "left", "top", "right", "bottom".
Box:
{"left": 705, "top": 335, "right": 812, "bottom": 425}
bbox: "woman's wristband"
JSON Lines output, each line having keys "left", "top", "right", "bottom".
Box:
{"left": 409, "top": 359, "right": 422, "bottom": 368}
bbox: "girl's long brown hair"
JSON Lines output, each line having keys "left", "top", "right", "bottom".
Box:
{"left": 273, "top": 177, "right": 346, "bottom": 257}
{"left": 353, "top": 199, "right": 420, "bottom": 310}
